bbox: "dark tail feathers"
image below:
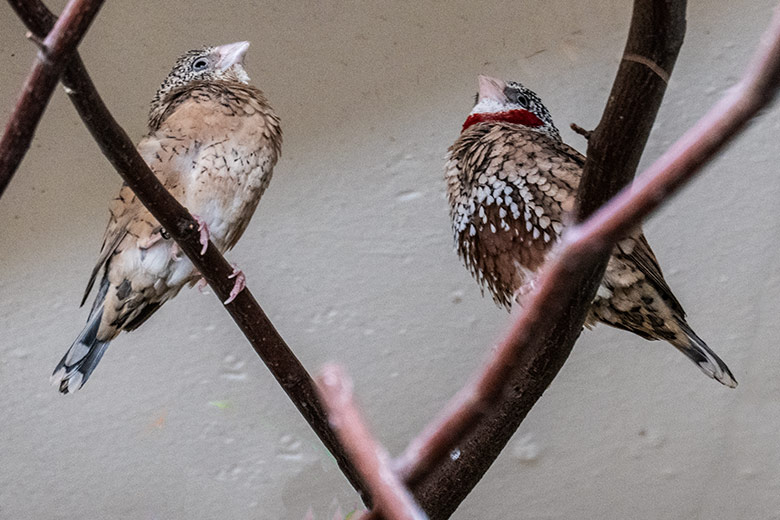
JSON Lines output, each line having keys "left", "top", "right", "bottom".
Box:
{"left": 674, "top": 319, "right": 737, "bottom": 388}
{"left": 51, "top": 308, "right": 110, "bottom": 394}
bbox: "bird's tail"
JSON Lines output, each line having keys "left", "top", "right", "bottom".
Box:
{"left": 673, "top": 319, "right": 737, "bottom": 388}
{"left": 52, "top": 295, "right": 111, "bottom": 394}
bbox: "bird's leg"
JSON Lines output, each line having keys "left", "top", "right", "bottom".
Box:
{"left": 192, "top": 215, "right": 210, "bottom": 255}
{"left": 224, "top": 264, "right": 246, "bottom": 304}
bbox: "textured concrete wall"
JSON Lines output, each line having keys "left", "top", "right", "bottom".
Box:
{"left": 1, "top": 1, "right": 779, "bottom": 518}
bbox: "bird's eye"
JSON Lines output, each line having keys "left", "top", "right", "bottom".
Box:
{"left": 515, "top": 94, "right": 529, "bottom": 107}
{"left": 192, "top": 58, "right": 209, "bottom": 71}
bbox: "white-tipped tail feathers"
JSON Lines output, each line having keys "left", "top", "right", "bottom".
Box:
{"left": 52, "top": 309, "right": 110, "bottom": 394}
{"left": 674, "top": 319, "right": 737, "bottom": 388}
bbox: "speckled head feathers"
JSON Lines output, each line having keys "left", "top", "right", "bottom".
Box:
{"left": 465, "top": 75, "right": 560, "bottom": 140}
{"left": 151, "top": 41, "right": 252, "bottom": 113}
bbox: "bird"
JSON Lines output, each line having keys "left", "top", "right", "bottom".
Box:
{"left": 445, "top": 74, "right": 736, "bottom": 387}
{"left": 52, "top": 41, "right": 282, "bottom": 394}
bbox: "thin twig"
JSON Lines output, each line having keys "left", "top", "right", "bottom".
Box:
{"left": 316, "top": 365, "right": 427, "bottom": 520}
{"left": 387, "top": 3, "right": 780, "bottom": 517}
{"left": 25, "top": 30, "right": 46, "bottom": 50}
{"left": 0, "top": 0, "right": 105, "bottom": 197}
{"left": 570, "top": 122, "right": 592, "bottom": 140}
{"left": 3, "top": 0, "right": 370, "bottom": 503}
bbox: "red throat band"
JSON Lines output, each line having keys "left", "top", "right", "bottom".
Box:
{"left": 462, "top": 109, "right": 544, "bottom": 132}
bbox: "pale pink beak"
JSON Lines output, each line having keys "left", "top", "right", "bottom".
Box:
{"left": 216, "top": 41, "right": 250, "bottom": 71}
{"left": 477, "top": 74, "right": 508, "bottom": 103}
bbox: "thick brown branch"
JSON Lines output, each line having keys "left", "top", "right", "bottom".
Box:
{"left": 316, "top": 365, "right": 427, "bottom": 520}
{"left": 0, "top": 0, "right": 105, "bottom": 197}
{"left": 4, "top": 0, "right": 369, "bottom": 503}
{"left": 384, "top": 1, "right": 689, "bottom": 518}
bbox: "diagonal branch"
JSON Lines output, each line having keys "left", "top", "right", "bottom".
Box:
{"left": 316, "top": 365, "right": 427, "bottom": 520}
{"left": 3, "top": 0, "right": 369, "bottom": 503}
{"left": 0, "top": 0, "right": 105, "bottom": 197}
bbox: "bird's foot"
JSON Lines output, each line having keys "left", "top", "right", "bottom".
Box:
{"left": 169, "top": 242, "right": 182, "bottom": 261}
{"left": 224, "top": 264, "right": 246, "bottom": 304}
{"left": 192, "top": 214, "right": 210, "bottom": 255}
{"left": 196, "top": 276, "right": 209, "bottom": 292}
{"left": 513, "top": 278, "right": 537, "bottom": 307}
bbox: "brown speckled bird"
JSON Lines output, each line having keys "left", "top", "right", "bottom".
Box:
{"left": 52, "top": 42, "right": 282, "bottom": 393}
{"left": 445, "top": 75, "right": 736, "bottom": 387}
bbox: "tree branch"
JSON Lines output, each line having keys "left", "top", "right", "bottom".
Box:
{"left": 0, "top": 0, "right": 105, "bottom": 197}
{"left": 382, "top": 1, "right": 689, "bottom": 518}
{"left": 3, "top": 0, "right": 369, "bottom": 503}
{"left": 316, "top": 365, "right": 427, "bottom": 520}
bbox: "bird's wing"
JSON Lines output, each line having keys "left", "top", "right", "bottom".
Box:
{"left": 81, "top": 184, "right": 137, "bottom": 306}
{"left": 532, "top": 135, "right": 686, "bottom": 317}
{"left": 81, "top": 131, "right": 195, "bottom": 306}
{"left": 517, "top": 136, "right": 687, "bottom": 316}
{"left": 618, "top": 232, "right": 686, "bottom": 317}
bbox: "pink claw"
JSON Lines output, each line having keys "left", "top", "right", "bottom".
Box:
{"left": 192, "top": 214, "right": 210, "bottom": 255}
{"left": 224, "top": 264, "right": 246, "bottom": 304}
{"left": 169, "top": 242, "right": 182, "bottom": 261}
{"left": 196, "top": 276, "right": 208, "bottom": 292}
{"left": 513, "top": 277, "right": 538, "bottom": 307}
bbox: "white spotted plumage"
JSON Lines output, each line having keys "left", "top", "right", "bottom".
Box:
{"left": 445, "top": 74, "right": 737, "bottom": 388}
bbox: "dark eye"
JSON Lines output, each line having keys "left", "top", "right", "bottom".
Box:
{"left": 515, "top": 94, "right": 529, "bottom": 106}
{"left": 192, "top": 58, "right": 209, "bottom": 71}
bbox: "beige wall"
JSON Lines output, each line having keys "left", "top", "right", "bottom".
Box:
{"left": 2, "top": 1, "right": 779, "bottom": 518}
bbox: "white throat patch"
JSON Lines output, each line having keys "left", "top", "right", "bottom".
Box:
{"left": 470, "top": 98, "right": 510, "bottom": 115}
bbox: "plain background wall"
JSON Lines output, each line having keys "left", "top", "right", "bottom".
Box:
{"left": 2, "top": 1, "right": 779, "bottom": 518}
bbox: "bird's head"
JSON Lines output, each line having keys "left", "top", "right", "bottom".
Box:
{"left": 152, "top": 41, "right": 252, "bottom": 104}
{"left": 462, "top": 75, "right": 560, "bottom": 140}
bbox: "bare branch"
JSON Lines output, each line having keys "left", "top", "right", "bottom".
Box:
{"left": 3, "top": 0, "right": 369, "bottom": 503}
{"left": 0, "top": 0, "right": 105, "bottom": 197}
{"left": 316, "top": 365, "right": 427, "bottom": 520}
